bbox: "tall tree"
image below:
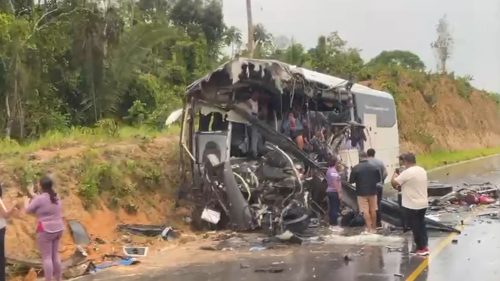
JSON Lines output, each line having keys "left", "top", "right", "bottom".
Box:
{"left": 367, "top": 50, "right": 425, "bottom": 70}
{"left": 309, "top": 32, "right": 363, "bottom": 80}
{"left": 170, "top": 0, "right": 226, "bottom": 59}
{"left": 223, "top": 26, "right": 242, "bottom": 58}
{"left": 252, "top": 23, "right": 274, "bottom": 58}
{"left": 0, "top": 0, "right": 14, "bottom": 14}
{"left": 431, "top": 15, "right": 453, "bottom": 74}
{"left": 271, "top": 39, "right": 309, "bottom": 66}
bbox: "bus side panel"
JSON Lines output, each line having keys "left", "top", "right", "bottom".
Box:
{"left": 364, "top": 113, "right": 400, "bottom": 183}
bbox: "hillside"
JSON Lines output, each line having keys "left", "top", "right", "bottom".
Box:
{"left": 365, "top": 71, "right": 500, "bottom": 153}
{"left": 0, "top": 134, "right": 193, "bottom": 266}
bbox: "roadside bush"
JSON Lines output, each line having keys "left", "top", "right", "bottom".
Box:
{"left": 79, "top": 150, "right": 124, "bottom": 207}
{"left": 95, "top": 119, "right": 120, "bottom": 137}
{"left": 407, "top": 71, "right": 427, "bottom": 93}
{"left": 486, "top": 92, "right": 500, "bottom": 105}
{"left": 124, "top": 100, "right": 148, "bottom": 126}
{"left": 380, "top": 80, "right": 399, "bottom": 98}
{"left": 455, "top": 76, "right": 473, "bottom": 99}
{"left": 422, "top": 92, "right": 438, "bottom": 107}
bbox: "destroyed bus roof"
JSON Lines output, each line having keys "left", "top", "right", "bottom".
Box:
{"left": 185, "top": 57, "right": 394, "bottom": 102}
{"left": 290, "top": 66, "right": 394, "bottom": 100}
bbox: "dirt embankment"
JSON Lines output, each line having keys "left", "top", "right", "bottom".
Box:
{"left": 366, "top": 73, "right": 500, "bottom": 153}
{"left": 0, "top": 136, "right": 193, "bottom": 264}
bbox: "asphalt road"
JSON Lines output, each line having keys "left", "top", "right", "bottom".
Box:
{"left": 75, "top": 214, "right": 500, "bottom": 281}
{"left": 76, "top": 155, "right": 500, "bottom": 281}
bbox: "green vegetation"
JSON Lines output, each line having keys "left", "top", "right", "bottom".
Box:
{"left": 418, "top": 147, "right": 500, "bottom": 170}
{"left": 0, "top": 1, "right": 498, "bottom": 207}
{"left": 0, "top": 1, "right": 494, "bottom": 147}
{"left": 0, "top": 0, "right": 221, "bottom": 141}
{"left": 0, "top": 132, "right": 175, "bottom": 210}
{"left": 0, "top": 124, "right": 180, "bottom": 157}
{"left": 366, "top": 50, "right": 426, "bottom": 71}
{"left": 77, "top": 147, "right": 172, "bottom": 209}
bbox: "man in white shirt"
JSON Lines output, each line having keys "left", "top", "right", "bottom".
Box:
{"left": 391, "top": 152, "right": 429, "bottom": 256}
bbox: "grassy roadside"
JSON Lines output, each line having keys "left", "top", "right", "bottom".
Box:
{"left": 418, "top": 147, "right": 500, "bottom": 170}
{"left": 1, "top": 125, "right": 498, "bottom": 173}
{"left": 0, "top": 124, "right": 180, "bottom": 158}
{"left": 0, "top": 124, "right": 182, "bottom": 211}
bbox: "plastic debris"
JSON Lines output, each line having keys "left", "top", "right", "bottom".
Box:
{"left": 201, "top": 208, "right": 221, "bottom": 224}
{"left": 68, "top": 220, "right": 91, "bottom": 246}
{"left": 255, "top": 267, "right": 284, "bottom": 273}
{"left": 249, "top": 246, "right": 267, "bottom": 252}
{"left": 88, "top": 256, "right": 140, "bottom": 274}
{"left": 386, "top": 246, "right": 403, "bottom": 253}
{"left": 200, "top": 246, "right": 219, "bottom": 251}
{"left": 94, "top": 237, "right": 106, "bottom": 244}
{"left": 123, "top": 247, "right": 148, "bottom": 257}
{"left": 118, "top": 224, "right": 178, "bottom": 240}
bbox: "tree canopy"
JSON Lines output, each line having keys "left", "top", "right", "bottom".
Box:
{"left": 367, "top": 50, "right": 426, "bottom": 70}
{"left": 0, "top": 0, "right": 226, "bottom": 139}
{"left": 0, "top": 2, "right": 450, "bottom": 141}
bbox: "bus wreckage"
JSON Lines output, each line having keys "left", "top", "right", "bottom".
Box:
{"left": 177, "top": 58, "right": 459, "bottom": 235}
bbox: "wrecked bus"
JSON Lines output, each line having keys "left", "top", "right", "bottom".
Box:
{"left": 177, "top": 58, "right": 456, "bottom": 235}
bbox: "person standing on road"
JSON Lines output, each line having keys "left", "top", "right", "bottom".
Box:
{"left": 0, "top": 183, "right": 19, "bottom": 281}
{"left": 21, "top": 176, "right": 64, "bottom": 281}
{"left": 391, "top": 152, "right": 429, "bottom": 256}
{"left": 326, "top": 155, "right": 343, "bottom": 231}
{"left": 349, "top": 151, "right": 381, "bottom": 233}
{"left": 367, "top": 148, "right": 387, "bottom": 228}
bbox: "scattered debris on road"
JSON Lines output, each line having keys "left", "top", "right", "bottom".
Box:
{"left": 68, "top": 220, "right": 91, "bottom": 246}
{"left": 249, "top": 246, "right": 267, "bottom": 252}
{"left": 94, "top": 237, "right": 106, "bottom": 244}
{"left": 118, "top": 224, "right": 178, "bottom": 240}
{"left": 88, "top": 255, "right": 140, "bottom": 274}
{"left": 7, "top": 247, "right": 90, "bottom": 279}
{"left": 254, "top": 266, "right": 284, "bottom": 273}
{"left": 386, "top": 246, "right": 403, "bottom": 253}
{"left": 200, "top": 245, "right": 220, "bottom": 251}
{"left": 123, "top": 246, "right": 149, "bottom": 257}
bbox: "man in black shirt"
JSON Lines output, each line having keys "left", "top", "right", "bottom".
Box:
{"left": 367, "top": 148, "right": 388, "bottom": 228}
{"left": 349, "top": 151, "right": 382, "bottom": 233}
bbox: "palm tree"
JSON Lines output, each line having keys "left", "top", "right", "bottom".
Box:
{"left": 224, "top": 26, "right": 242, "bottom": 58}
{"left": 252, "top": 23, "right": 273, "bottom": 58}
{"left": 253, "top": 23, "right": 271, "bottom": 46}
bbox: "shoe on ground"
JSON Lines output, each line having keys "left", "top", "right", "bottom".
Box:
{"left": 415, "top": 248, "right": 430, "bottom": 256}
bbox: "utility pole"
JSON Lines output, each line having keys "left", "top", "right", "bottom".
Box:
{"left": 246, "top": 0, "right": 254, "bottom": 58}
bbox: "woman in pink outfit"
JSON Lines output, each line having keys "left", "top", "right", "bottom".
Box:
{"left": 22, "top": 176, "right": 64, "bottom": 281}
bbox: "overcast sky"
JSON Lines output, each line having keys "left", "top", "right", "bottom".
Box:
{"left": 223, "top": 0, "right": 500, "bottom": 93}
